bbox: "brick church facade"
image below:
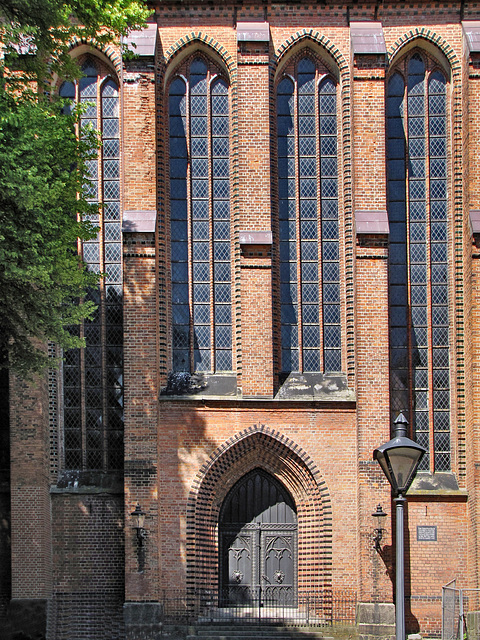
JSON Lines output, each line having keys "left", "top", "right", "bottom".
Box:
{"left": 2, "top": 1, "right": 480, "bottom": 638}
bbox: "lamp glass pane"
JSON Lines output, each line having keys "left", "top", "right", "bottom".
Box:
{"left": 377, "top": 513, "right": 387, "bottom": 529}
{"left": 373, "top": 508, "right": 387, "bottom": 529}
{"left": 375, "top": 452, "right": 394, "bottom": 489}
{"left": 387, "top": 446, "right": 423, "bottom": 492}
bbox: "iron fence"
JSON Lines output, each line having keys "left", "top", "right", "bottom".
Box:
{"left": 160, "top": 588, "right": 356, "bottom": 627}
{"left": 443, "top": 581, "right": 480, "bottom": 640}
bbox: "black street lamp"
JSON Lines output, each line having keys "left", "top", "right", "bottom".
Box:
{"left": 373, "top": 413, "right": 426, "bottom": 640}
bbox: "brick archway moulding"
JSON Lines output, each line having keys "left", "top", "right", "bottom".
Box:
{"left": 69, "top": 39, "right": 122, "bottom": 75}
{"left": 163, "top": 32, "right": 236, "bottom": 77}
{"left": 185, "top": 424, "right": 333, "bottom": 594}
{"left": 387, "top": 29, "right": 461, "bottom": 77}
{"left": 274, "top": 30, "right": 349, "bottom": 76}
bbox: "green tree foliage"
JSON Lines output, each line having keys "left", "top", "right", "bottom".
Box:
{"left": 0, "top": 1, "right": 150, "bottom": 376}
{"left": 1, "top": 0, "right": 151, "bottom": 88}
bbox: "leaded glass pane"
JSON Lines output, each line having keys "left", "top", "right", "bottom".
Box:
{"left": 387, "top": 55, "right": 450, "bottom": 471}
{"left": 193, "top": 349, "right": 210, "bottom": 372}
{"left": 173, "top": 350, "right": 189, "bottom": 371}
{"left": 277, "top": 62, "right": 340, "bottom": 374}
{"left": 302, "top": 305, "right": 319, "bottom": 324}
{"left": 63, "top": 69, "right": 123, "bottom": 471}
{"left": 215, "top": 350, "right": 232, "bottom": 372}
{"left": 303, "top": 349, "right": 320, "bottom": 372}
{"left": 194, "top": 305, "right": 209, "bottom": 324}
{"left": 104, "top": 243, "right": 121, "bottom": 262}
{"left": 280, "top": 262, "right": 297, "bottom": 282}
{"left": 169, "top": 60, "right": 231, "bottom": 374}
{"left": 282, "top": 349, "right": 299, "bottom": 372}
{"left": 324, "top": 350, "right": 341, "bottom": 372}
{"left": 173, "top": 304, "right": 190, "bottom": 325}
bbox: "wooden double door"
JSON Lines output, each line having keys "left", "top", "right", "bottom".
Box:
{"left": 219, "top": 469, "right": 297, "bottom": 607}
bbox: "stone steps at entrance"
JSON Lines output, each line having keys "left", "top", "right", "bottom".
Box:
{"left": 187, "top": 624, "right": 334, "bottom": 639}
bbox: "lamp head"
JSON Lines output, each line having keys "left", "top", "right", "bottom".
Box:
{"left": 372, "top": 504, "right": 387, "bottom": 528}
{"left": 131, "top": 503, "right": 146, "bottom": 530}
{"left": 373, "top": 413, "right": 426, "bottom": 496}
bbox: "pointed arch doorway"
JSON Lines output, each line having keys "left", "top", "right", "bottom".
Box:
{"left": 219, "top": 469, "right": 297, "bottom": 607}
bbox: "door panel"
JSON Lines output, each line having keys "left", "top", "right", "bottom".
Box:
{"left": 219, "top": 469, "right": 297, "bottom": 607}
{"left": 221, "top": 530, "right": 255, "bottom": 605}
{"left": 262, "top": 530, "right": 296, "bottom": 605}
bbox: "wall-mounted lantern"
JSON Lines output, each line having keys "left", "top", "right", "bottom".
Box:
{"left": 130, "top": 503, "right": 147, "bottom": 547}
{"left": 372, "top": 504, "right": 387, "bottom": 552}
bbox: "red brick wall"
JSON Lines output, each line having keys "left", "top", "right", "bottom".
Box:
{"left": 123, "top": 230, "right": 160, "bottom": 601}
{"left": 0, "top": 369, "right": 11, "bottom": 619}
{"left": 126, "top": 7, "right": 472, "bottom": 636}
{"left": 9, "top": 372, "right": 52, "bottom": 600}
{"left": 155, "top": 404, "right": 358, "bottom": 594}
{"left": 6, "top": 4, "right": 480, "bottom": 640}
{"left": 48, "top": 492, "right": 125, "bottom": 640}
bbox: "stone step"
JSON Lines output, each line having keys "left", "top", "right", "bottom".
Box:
{"left": 188, "top": 637, "right": 327, "bottom": 640}
{"left": 188, "top": 636, "right": 332, "bottom": 640}
{"left": 187, "top": 626, "right": 334, "bottom": 639}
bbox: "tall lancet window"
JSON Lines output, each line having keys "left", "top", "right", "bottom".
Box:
{"left": 59, "top": 59, "right": 123, "bottom": 471}
{"left": 387, "top": 52, "right": 450, "bottom": 471}
{"left": 169, "top": 57, "right": 232, "bottom": 374}
{"left": 277, "top": 56, "right": 341, "bottom": 374}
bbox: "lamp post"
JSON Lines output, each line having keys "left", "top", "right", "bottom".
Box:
{"left": 373, "top": 413, "right": 426, "bottom": 640}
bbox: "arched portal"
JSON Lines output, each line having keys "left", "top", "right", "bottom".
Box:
{"left": 219, "top": 468, "right": 297, "bottom": 606}
{"left": 186, "top": 425, "right": 333, "bottom": 598}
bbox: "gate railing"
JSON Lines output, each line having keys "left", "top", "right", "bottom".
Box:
{"left": 159, "top": 589, "right": 356, "bottom": 627}
{"left": 442, "top": 581, "right": 480, "bottom": 640}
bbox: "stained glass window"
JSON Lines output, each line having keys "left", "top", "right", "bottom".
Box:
{"left": 277, "top": 56, "right": 341, "bottom": 374}
{"left": 59, "top": 59, "right": 123, "bottom": 470}
{"left": 169, "top": 57, "right": 232, "bottom": 374}
{"left": 387, "top": 52, "right": 450, "bottom": 471}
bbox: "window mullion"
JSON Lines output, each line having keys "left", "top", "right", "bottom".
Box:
{"left": 295, "top": 78, "right": 303, "bottom": 373}
{"left": 187, "top": 81, "right": 195, "bottom": 374}
{"left": 76, "top": 95, "right": 87, "bottom": 469}
{"left": 404, "top": 73, "right": 415, "bottom": 437}
{"left": 424, "top": 69, "right": 436, "bottom": 474}
{"left": 79, "top": 78, "right": 87, "bottom": 471}
{"left": 98, "top": 79, "right": 108, "bottom": 473}
{"left": 208, "top": 72, "right": 215, "bottom": 373}
{"left": 316, "top": 74, "right": 324, "bottom": 374}
{"left": 315, "top": 72, "right": 325, "bottom": 371}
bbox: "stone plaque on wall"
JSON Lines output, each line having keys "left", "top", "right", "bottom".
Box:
{"left": 417, "top": 525, "right": 437, "bottom": 542}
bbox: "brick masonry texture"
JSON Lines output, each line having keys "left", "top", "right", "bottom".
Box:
{"left": 5, "top": 2, "right": 480, "bottom": 639}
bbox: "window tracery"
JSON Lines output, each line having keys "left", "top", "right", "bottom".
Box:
{"left": 168, "top": 56, "right": 232, "bottom": 374}
{"left": 59, "top": 57, "right": 123, "bottom": 470}
{"left": 276, "top": 55, "right": 341, "bottom": 374}
{"left": 387, "top": 50, "right": 450, "bottom": 471}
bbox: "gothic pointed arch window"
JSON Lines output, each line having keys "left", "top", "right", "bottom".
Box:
{"left": 168, "top": 55, "right": 232, "bottom": 374}
{"left": 59, "top": 57, "right": 123, "bottom": 471}
{"left": 276, "top": 54, "right": 342, "bottom": 374}
{"left": 387, "top": 50, "right": 450, "bottom": 471}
